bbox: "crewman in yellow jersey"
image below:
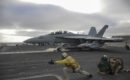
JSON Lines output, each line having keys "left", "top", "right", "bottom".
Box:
{"left": 48, "top": 52, "right": 92, "bottom": 80}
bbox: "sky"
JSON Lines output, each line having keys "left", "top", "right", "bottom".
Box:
{"left": 0, "top": 0, "right": 130, "bottom": 42}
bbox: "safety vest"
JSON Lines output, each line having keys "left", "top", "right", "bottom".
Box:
{"left": 55, "top": 56, "right": 80, "bottom": 69}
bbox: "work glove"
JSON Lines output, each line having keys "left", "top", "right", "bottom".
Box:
{"left": 48, "top": 59, "right": 55, "bottom": 64}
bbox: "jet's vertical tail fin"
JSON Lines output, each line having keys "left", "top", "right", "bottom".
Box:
{"left": 88, "top": 27, "right": 97, "bottom": 37}
{"left": 96, "top": 25, "right": 108, "bottom": 37}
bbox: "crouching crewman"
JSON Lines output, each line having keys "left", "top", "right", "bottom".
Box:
{"left": 48, "top": 52, "right": 92, "bottom": 80}
{"left": 97, "top": 55, "right": 112, "bottom": 75}
{"left": 98, "top": 55, "right": 124, "bottom": 75}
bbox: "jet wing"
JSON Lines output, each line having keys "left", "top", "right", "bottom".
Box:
{"left": 56, "top": 36, "right": 123, "bottom": 42}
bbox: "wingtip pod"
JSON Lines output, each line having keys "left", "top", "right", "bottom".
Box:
{"left": 108, "top": 37, "right": 124, "bottom": 42}
{"left": 115, "top": 38, "right": 124, "bottom": 42}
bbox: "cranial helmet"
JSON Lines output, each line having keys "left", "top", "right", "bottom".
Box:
{"left": 62, "top": 52, "right": 68, "bottom": 57}
{"left": 103, "top": 55, "right": 107, "bottom": 58}
{"left": 101, "top": 55, "right": 108, "bottom": 61}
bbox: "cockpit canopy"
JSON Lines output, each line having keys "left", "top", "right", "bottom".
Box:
{"left": 49, "top": 31, "right": 73, "bottom": 35}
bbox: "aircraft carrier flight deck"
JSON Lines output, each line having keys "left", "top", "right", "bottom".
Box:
{"left": 0, "top": 45, "right": 130, "bottom": 80}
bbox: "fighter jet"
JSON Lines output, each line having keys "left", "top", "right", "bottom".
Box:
{"left": 24, "top": 25, "right": 123, "bottom": 50}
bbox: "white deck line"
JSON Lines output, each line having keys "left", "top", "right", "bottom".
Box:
{"left": 6, "top": 74, "right": 63, "bottom": 80}
{"left": 0, "top": 48, "right": 57, "bottom": 54}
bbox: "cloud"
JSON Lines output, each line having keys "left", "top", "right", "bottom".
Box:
{"left": 102, "top": 0, "right": 130, "bottom": 19}
{"left": 15, "top": 30, "right": 49, "bottom": 37}
{"left": 106, "top": 21, "right": 130, "bottom": 36}
{"left": 99, "top": 0, "right": 130, "bottom": 36}
{"left": 2, "top": 35, "right": 30, "bottom": 42}
{"left": 0, "top": 34, "right": 4, "bottom": 42}
{"left": 0, "top": 0, "right": 116, "bottom": 30}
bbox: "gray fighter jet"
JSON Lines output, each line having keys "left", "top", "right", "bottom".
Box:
{"left": 24, "top": 25, "right": 123, "bottom": 50}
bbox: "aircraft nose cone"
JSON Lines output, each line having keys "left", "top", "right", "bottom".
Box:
{"left": 24, "top": 39, "right": 31, "bottom": 43}
{"left": 23, "top": 37, "right": 49, "bottom": 43}
{"left": 24, "top": 38, "right": 36, "bottom": 43}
